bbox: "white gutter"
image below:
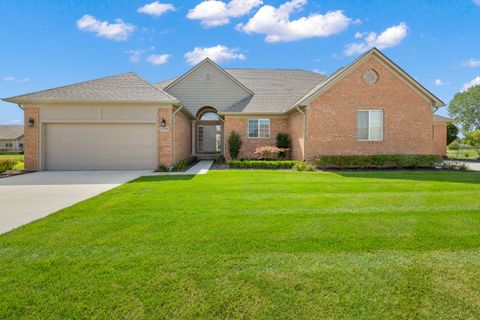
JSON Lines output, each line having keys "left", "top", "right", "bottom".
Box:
{"left": 172, "top": 105, "right": 183, "bottom": 165}
{"left": 296, "top": 105, "right": 307, "bottom": 161}
{"left": 17, "top": 104, "right": 24, "bottom": 110}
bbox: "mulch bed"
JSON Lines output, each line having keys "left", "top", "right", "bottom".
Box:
{"left": 0, "top": 170, "right": 32, "bottom": 179}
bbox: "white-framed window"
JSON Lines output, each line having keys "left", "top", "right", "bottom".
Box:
{"left": 248, "top": 119, "right": 270, "bottom": 138}
{"left": 357, "top": 110, "right": 383, "bottom": 141}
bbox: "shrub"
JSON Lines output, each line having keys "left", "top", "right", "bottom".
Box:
{"left": 253, "top": 146, "right": 289, "bottom": 160}
{"left": 214, "top": 155, "right": 225, "bottom": 164}
{"left": 294, "top": 162, "right": 315, "bottom": 171}
{"left": 315, "top": 155, "right": 443, "bottom": 169}
{"left": 228, "top": 131, "right": 242, "bottom": 160}
{"left": 227, "top": 160, "right": 299, "bottom": 169}
{"left": 448, "top": 139, "right": 461, "bottom": 150}
{"left": 276, "top": 133, "right": 291, "bottom": 159}
{"left": 0, "top": 159, "right": 17, "bottom": 173}
{"left": 157, "top": 163, "right": 169, "bottom": 172}
{"left": 173, "top": 159, "right": 189, "bottom": 171}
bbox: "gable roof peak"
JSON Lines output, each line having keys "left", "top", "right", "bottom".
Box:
{"left": 164, "top": 57, "right": 253, "bottom": 95}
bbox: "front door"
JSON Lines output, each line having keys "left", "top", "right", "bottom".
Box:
{"left": 198, "top": 125, "right": 221, "bottom": 153}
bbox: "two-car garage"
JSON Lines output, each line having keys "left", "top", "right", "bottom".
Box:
{"left": 44, "top": 123, "right": 157, "bottom": 170}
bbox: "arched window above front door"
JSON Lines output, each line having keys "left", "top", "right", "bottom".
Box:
{"left": 199, "top": 112, "right": 219, "bottom": 121}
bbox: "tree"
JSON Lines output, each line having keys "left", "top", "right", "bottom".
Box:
{"left": 448, "top": 85, "right": 480, "bottom": 132}
{"left": 465, "top": 130, "right": 480, "bottom": 155}
{"left": 447, "top": 122, "right": 459, "bottom": 145}
{"left": 228, "top": 131, "right": 242, "bottom": 160}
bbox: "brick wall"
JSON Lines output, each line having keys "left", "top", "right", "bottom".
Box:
{"left": 306, "top": 55, "right": 436, "bottom": 162}
{"left": 224, "top": 116, "right": 288, "bottom": 159}
{"left": 433, "top": 123, "right": 447, "bottom": 156}
{"left": 174, "top": 110, "right": 192, "bottom": 163}
{"left": 157, "top": 108, "right": 173, "bottom": 167}
{"left": 288, "top": 111, "right": 304, "bottom": 160}
{"left": 23, "top": 106, "right": 40, "bottom": 171}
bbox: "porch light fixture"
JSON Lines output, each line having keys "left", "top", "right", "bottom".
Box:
{"left": 160, "top": 118, "right": 166, "bottom": 128}
{"left": 27, "top": 117, "right": 35, "bottom": 127}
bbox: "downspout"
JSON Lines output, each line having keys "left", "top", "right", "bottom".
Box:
{"left": 172, "top": 105, "right": 183, "bottom": 165}
{"left": 296, "top": 105, "right": 307, "bottom": 162}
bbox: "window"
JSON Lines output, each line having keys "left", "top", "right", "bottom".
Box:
{"left": 19, "top": 143, "right": 24, "bottom": 148}
{"left": 248, "top": 119, "right": 270, "bottom": 138}
{"left": 357, "top": 110, "right": 383, "bottom": 141}
{"left": 200, "top": 112, "right": 219, "bottom": 121}
{"left": 6, "top": 143, "right": 13, "bottom": 148}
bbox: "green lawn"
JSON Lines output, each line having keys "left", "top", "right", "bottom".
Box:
{"left": 1, "top": 171, "right": 480, "bottom": 319}
{"left": 0, "top": 153, "right": 24, "bottom": 170}
{"left": 447, "top": 148, "right": 479, "bottom": 160}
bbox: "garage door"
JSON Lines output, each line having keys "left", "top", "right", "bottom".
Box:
{"left": 46, "top": 123, "right": 157, "bottom": 170}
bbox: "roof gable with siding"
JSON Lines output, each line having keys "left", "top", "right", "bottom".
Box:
{"left": 163, "top": 59, "right": 253, "bottom": 115}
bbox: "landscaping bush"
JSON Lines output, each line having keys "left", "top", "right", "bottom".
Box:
{"left": 173, "top": 159, "right": 189, "bottom": 171}
{"left": 294, "top": 162, "right": 315, "bottom": 171}
{"left": 228, "top": 131, "right": 242, "bottom": 160}
{"left": 276, "top": 133, "right": 291, "bottom": 159}
{"left": 315, "top": 155, "right": 443, "bottom": 169}
{"left": 157, "top": 163, "right": 168, "bottom": 172}
{"left": 228, "top": 160, "right": 299, "bottom": 169}
{"left": 214, "top": 155, "right": 225, "bottom": 164}
{"left": 0, "top": 159, "right": 17, "bottom": 173}
{"left": 253, "top": 146, "right": 289, "bottom": 160}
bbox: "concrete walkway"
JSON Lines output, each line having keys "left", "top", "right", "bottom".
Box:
{"left": 186, "top": 160, "right": 214, "bottom": 175}
{"left": 0, "top": 171, "right": 149, "bottom": 234}
{"left": 445, "top": 160, "right": 480, "bottom": 171}
{"left": 147, "top": 160, "right": 214, "bottom": 176}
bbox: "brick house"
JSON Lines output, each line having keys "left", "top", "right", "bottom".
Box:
{"left": 3, "top": 48, "right": 447, "bottom": 171}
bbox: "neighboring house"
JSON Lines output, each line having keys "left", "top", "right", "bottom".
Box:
{"left": 2, "top": 48, "right": 447, "bottom": 171}
{"left": 0, "top": 125, "right": 24, "bottom": 153}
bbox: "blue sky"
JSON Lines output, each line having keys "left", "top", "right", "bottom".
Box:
{"left": 1, "top": 0, "right": 480, "bottom": 124}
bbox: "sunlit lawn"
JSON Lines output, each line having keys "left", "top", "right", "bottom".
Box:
{"left": 1, "top": 171, "right": 480, "bottom": 319}
{"left": 447, "top": 148, "right": 479, "bottom": 160}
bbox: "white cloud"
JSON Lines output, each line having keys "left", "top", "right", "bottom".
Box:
{"left": 138, "top": 2, "right": 175, "bottom": 16}
{"left": 3, "top": 76, "right": 30, "bottom": 82}
{"left": 184, "top": 45, "right": 246, "bottom": 65}
{"left": 474, "top": 0, "right": 480, "bottom": 5}
{"left": 463, "top": 58, "right": 480, "bottom": 68}
{"left": 125, "top": 47, "right": 155, "bottom": 62}
{"left": 237, "top": 0, "right": 351, "bottom": 43}
{"left": 187, "top": 0, "right": 263, "bottom": 27}
{"left": 146, "top": 54, "right": 171, "bottom": 65}
{"left": 434, "top": 79, "right": 444, "bottom": 86}
{"left": 76, "top": 14, "right": 135, "bottom": 41}
{"left": 462, "top": 76, "right": 480, "bottom": 91}
{"left": 344, "top": 22, "right": 408, "bottom": 56}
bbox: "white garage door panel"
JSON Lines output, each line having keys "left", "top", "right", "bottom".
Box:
{"left": 46, "top": 123, "right": 156, "bottom": 170}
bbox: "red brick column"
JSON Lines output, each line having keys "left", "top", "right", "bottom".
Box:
{"left": 24, "top": 106, "right": 40, "bottom": 171}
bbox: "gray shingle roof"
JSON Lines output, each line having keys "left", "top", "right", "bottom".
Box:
{"left": 434, "top": 114, "right": 452, "bottom": 122}
{"left": 155, "top": 69, "right": 326, "bottom": 113}
{"left": 0, "top": 125, "right": 23, "bottom": 140}
{"left": 4, "top": 72, "right": 177, "bottom": 104}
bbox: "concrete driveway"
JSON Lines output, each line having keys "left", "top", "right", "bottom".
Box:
{"left": 0, "top": 171, "right": 150, "bottom": 234}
